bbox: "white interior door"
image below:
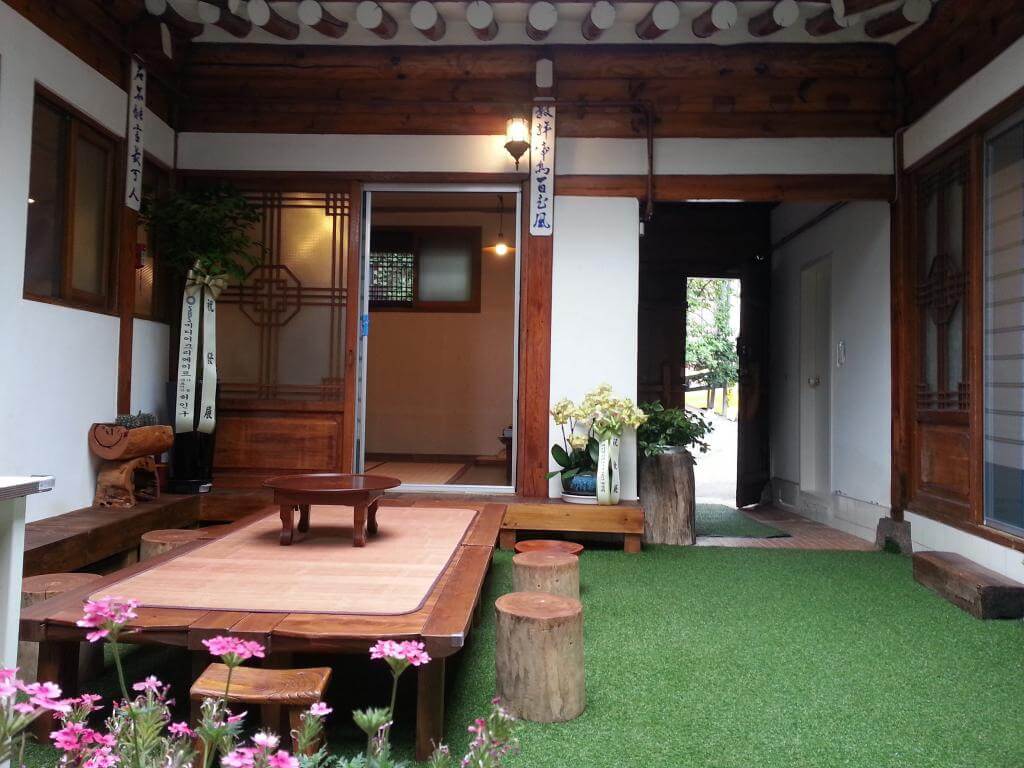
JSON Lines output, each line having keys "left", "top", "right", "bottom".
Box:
{"left": 799, "top": 257, "right": 831, "bottom": 497}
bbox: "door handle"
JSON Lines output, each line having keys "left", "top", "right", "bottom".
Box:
{"left": 807, "top": 376, "right": 821, "bottom": 388}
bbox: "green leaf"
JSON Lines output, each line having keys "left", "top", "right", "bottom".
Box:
{"left": 551, "top": 443, "right": 572, "bottom": 468}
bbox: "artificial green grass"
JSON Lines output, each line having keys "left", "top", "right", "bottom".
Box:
{"left": 695, "top": 503, "right": 789, "bottom": 538}
{"left": 20, "top": 547, "right": 1024, "bottom": 768}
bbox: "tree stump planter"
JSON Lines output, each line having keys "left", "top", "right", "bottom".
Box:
{"left": 18, "top": 573, "right": 105, "bottom": 683}
{"left": 639, "top": 450, "right": 695, "bottom": 545}
{"left": 495, "top": 592, "right": 585, "bottom": 722}
{"left": 512, "top": 552, "right": 580, "bottom": 600}
{"left": 89, "top": 423, "right": 174, "bottom": 508}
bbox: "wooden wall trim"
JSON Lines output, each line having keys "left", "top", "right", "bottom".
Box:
{"left": 341, "top": 182, "right": 362, "bottom": 473}
{"left": 558, "top": 174, "right": 894, "bottom": 201}
{"left": 516, "top": 191, "right": 553, "bottom": 498}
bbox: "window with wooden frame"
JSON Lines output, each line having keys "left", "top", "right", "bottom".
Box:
{"left": 913, "top": 149, "right": 970, "bottom": 417}
{"left": 24, "top": 91, "right": 118, "bottom": 312}
{"left": 369, "top": 227, "right": 482, "bottom": 312}
{"left": 134, "top": 159, "right": 174, "bottom": 323}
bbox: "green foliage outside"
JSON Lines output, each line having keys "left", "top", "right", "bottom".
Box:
{"left": 636, "top": 402, "right": 713, "bottom": 458}
{"left": 686, "top": 278, "right": 739, "bottom": 390}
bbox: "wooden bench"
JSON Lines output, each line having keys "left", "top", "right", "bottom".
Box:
{"left": 913, "top": 551, "right": 1024, "bottom": 619}
{"left": 23, "top": 494, "right": 201, "bottom": 576}
{"left": 191, "top": 664, "right": 331, "bottom": 754}
{"left": 501, "top": 501, "right": 644, "bottom": 553}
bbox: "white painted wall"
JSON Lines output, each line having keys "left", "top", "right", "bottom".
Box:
{"left": 0, "top": 4, "right": 173, "bottom": 520}
{"left": 904, "top": 34, "right": 1024, "bottom": 168}
{"left": 178, "top": 133, "right": 894, "bottom": 176}
{"left": 130, "top": 320, "right": 170, "bottom": 424}
{"left": 770, "top": 202, "right": 891, "bottom": 540}
{"left": 549, "top": 196, "right": 640, "bottom": 500}
{"left": 905, "top": 512, "right": 1024, "bottom": 583}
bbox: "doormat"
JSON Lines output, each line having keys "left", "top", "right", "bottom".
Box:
{"left": 695, "top": 504, "right": 790, "bottom": 538}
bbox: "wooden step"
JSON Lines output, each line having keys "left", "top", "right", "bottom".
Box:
{"left": 502, "top": 501, "right": 644, "bottom": 553}
{"left": 913, "top": 551, "right": 1024, "bottom": 619}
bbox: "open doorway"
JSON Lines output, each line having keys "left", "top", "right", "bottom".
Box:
{"left": 354, "top": 187, "right": 520, "bottom": 490}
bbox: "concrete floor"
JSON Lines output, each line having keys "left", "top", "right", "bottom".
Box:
{"left": 693, "top": 409, "right": 738, "bottom": 506}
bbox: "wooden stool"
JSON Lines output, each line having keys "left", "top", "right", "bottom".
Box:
{"left": 18, "top": 573, "right": 105, "bottom": 684}
{"left": 191, "top": 664, "right": 332, "bottom": 754}
{"left": 514, "top": 539, "right": 584, "bottom": 556}
{"left": 495, "top": 592, "right": 585, "bottom": 723}
{"left": 512, "top": 552, "right": 580, "bottom": 600}
{"left": 140, "top": 528, "right": 205, "bottom": 560}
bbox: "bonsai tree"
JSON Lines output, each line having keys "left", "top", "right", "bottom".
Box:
{"left": 142, "top": 185, "right": 263, "bottom": 491}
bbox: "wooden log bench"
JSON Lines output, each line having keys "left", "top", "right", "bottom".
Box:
{"left": 501, "top": 501, "right": 644, "bottom": 553}
{"left": 512, "top": 551, "right": 580, "bottom": 600}
{"left": 23, "top": 494, "right": 201, "bottom": 576}
{"left": 913, "top": 551, "right": 1024, "bottom": 619}
{"left": 191, "top": 664, "right": 332, "bottom": 754}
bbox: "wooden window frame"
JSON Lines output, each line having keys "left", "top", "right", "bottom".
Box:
{"left": 369, "top": 226, "right": 482, "bottom": 313}
{"left": 23, "top": 86, "right": 120, "bottom": 315}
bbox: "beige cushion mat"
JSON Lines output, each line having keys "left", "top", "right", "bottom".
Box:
{"left": 97, "top": 506, "right": 478, "bottom": 615}
{"left": 372, "top": 461, "right": 467, "bottom": 484}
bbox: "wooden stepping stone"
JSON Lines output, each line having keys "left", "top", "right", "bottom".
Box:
{"left": 191, "top": 664, "right": 332, "bottom": 754}
{"left": 514, "top": 539, "right": 583, "bottom": 556}
{"left": 140, "top": 528, "right": 206, "bottom": 560}
{"left": 495, "top": 592, "right": 585, "bottom": 722}
{"left": 512, "top": 551, "right": 580, "bottom": 600}
{"left": 913, "top": 551, "right": 1024, "bottom": 619}
{"left": 18, "top": 573, "right": 105, "bottom": 683}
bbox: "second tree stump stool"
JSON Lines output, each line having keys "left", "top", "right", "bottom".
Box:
{"left": 140, "top": 528, "right": 206, "bottom": 560}
{"left": 18, "top": 573, "right": 105, "bottom": 683}
{"left": 512, "top": 551, "right": 580, "bottom": 600}
{"left": 495, "top": 592, "right": 585, "bottom": 722}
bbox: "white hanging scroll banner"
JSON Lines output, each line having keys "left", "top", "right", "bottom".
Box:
{"left": 175, "top": 271, "right": 227, "bottom": 435}
{"left": 124, "top": 58, "right": 146, "bottom": 211}
{"left": 529, "top": 104, "right": 555, "bottom": 236}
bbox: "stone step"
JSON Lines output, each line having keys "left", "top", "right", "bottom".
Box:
{"left": 913, "top": 551, "right": 1024, "bottom": 620}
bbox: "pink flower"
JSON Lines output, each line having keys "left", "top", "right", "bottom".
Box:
{"left": 83, "top": 748, "right": 119, "bottom": 768}
{"left": 267, "top": 751, "right": 299, "bottom": 768}
{"left": 132, "top": 676, "right": 162, "bottom": 693}
{"left": 252, "top": 732, "right": 279, "bottom": 750}
{"left": 308, "top": 702, "right": 332, "bottom": 717}
{"left": 169, "top": 721, "right": 195, "bottom": 738}
{"left": 77, "top": 597, "right": 139, "bottom": 644}
{"left": 401, "top": 641, "right": 431, "bottom": 667}
{"left": 51, "top": 723, "right": 92, "bottom": 752}
{"left": 227, "top": 710, "right": 247, "bottom": 724}
{"left": 369, "top": 640, "right": 402, "bottom": 660}
{"left": 221, "top": 748, "right": 256, "bottom": 768}
{"left": 368, "top": 639, "right": 432, "bottom": 667}
{"left": 202, "top": 636, "right": 265, "bottom": 666}
{"left": 13, "top": 702, "right": 35, "bottom": 715}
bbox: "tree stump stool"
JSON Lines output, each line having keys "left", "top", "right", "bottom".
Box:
{"left": 495, "top": 592, "right": 585, "bottom": 722}
{"left": 94, "top": 456, "right": 159, "bottom": 508}
{"left": 140, "top": 528, "right": 205, "bottom": 560}
{"left": 513, "top": 539, "right": 584, "bottom": 556}
{"left": 512, "top": 552, "right": 580, "bottom": 600}
{"left": 18, "top": 573, "right": 105, "bottom": 684}
{"left": 191, "top": 664, "right": 332, "bottom": 755}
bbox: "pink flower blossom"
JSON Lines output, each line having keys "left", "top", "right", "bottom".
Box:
{"left": 266, "top": 751, "right": 299, "bottom": 768}
{"left": 221, "top": 747, "right": 256, "bottom": 768}
{"left": 51, "top": 723, "right": 93, "bottom": 752}
{"left": 132, "top": 676, "right": 163, "bottom": 693}
{"left": 83, "top": 748, "right": 119, "bottom": 768}
{"left": 168, "top": 721, "right": 195, "bottom": 738}
{"left": 77, "top": 597, "right": 139, "bottom": 643}
{"left": 13, "top": 702, "right": 35, "bottom": 715}
{"left": 401, "top": 642, "right": 431, "bottom": 667}
{"left": 369, "top": 640, "right": 402, "bottom": 660}
{"left": 368, "top": 639, "right": 432, "bottom": 667}
{"left": 227, "top": 710, "right": 247, "bottom": 724}
{"left": 252, "top": 732, "right": 279, "bottom": 750}
{"left": 308, "top": 702, "right": 332, "bottom": 717}
{"left": 202, "top": 636, "right": 266, "bottom": 666}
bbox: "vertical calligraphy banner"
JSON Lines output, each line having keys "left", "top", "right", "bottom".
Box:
{"left": 124, "top": 58, "right": 146, "bottom": 211}
{"left": 529, "top": 104, "right": 556, "bottom": 237}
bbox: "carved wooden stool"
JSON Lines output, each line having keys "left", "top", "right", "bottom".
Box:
{"left": 512, "top": 551, "right": 580, "bottom": 600}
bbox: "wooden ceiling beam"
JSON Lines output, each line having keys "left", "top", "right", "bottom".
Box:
{"left": 864, "top": 0, "right": 931, "bottom": 39}
{"left": 748, "top": 0, "right": 799, "bottom": 38}
{"left": 831, "top": 0, "right": 889, "bottom": 18}
{"left": 526, "top": 1, "right": 558, "bottom": 41}
{"left": 805, "top": 7, "right": 852, "bottom": 37}
{"left": 247, "top": 0, "right": 300, "bottom": 40}
{"left": 466, "top": 0, "right": 499, "bottom": 41}
{"left": 197, "top": 1, "right": 252, "bottom": 38}
{"left": 410, "top": 1, "right": 446, "bottom": 41}
{"left": 636, "top": 0, "right": 680, "bottom": 40}
{"left": 143, "top": 0, "right": 203, "bottom": 38}
{"left": 296, "top": 0, "right": 348, "bottom": 38}
{"left": 581, "top": 0, "right": 617, "bottom": 41}
{"left": 356, "top": 1, "right": 398, "bottom": 39}
{"left": 693, "top": 1, "right": 739, "bottom": 39}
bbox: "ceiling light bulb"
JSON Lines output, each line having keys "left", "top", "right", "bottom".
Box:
{"left": 494, "top": 241, "right": 509, "bottom": 257}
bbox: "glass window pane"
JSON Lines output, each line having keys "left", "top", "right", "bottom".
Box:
{"left": 24, "top": 100, "right": 67, "bottom": 297}
{"left": 946, "top": 178, "right": 965, "bottom": 269}
{"left": 418, "top": 231, "right": 473, "bottom": 302}
{"left": 984, "top": 113, "right": 1024, "bottom": 535}
{"left": 71, "top": 135, "right": 110, "bottom": 297}
{"left": 923, "top": 190, "right": 938, "bottom": 277}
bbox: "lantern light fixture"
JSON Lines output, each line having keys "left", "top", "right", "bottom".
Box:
{"left": 491, "top": 194, "right": 512, "bottom": 256}
{"left": 504, "top": 114, "right": 530, "bottom": 170}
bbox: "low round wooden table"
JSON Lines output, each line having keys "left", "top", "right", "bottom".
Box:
{"left": 264, "top": 473, "right": 401, "bottom": 547}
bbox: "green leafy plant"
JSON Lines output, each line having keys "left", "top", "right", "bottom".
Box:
{"left": 637, "top": 402, "right": 713, "bottom": 458}
{"left": 141, "top": 184, "right": 263, "bottom": 282}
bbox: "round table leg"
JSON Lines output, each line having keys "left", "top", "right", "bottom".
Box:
{"left": 353, "top": 504, "right": 367, "bottom": 547}
{"left": 298, "top": 504, "right": 311, "bottom": 533}
{"left": 280, "top": 505, "right": 295, "bottom": 546}
{"left": 367, "top": 499, "right": 379, "bottom": 536}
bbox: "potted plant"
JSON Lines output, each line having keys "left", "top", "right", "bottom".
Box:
{"left": 637, "top": 402, "right": 713, "bottom": 545}
{"left": 142, "top": 185, "right": 263, "bottom": 493}
{"left": 549, "top": 384, "right": 647, "bottom": 505}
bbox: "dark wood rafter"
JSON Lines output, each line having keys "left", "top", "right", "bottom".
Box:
{"left": 356, "top": 1, "right": 399, "bottom": 39}
{"left": 526, "top": 1, "right": 558, "bottom": 41}
{"left": 692, "top": 1, "right": 739, "bottom": 39}
{"left": 197, "top": 1, "right": 253, "bottom": 38}
{"left": 247, "top": 0, "right": 301, "bottom": 40}
{"left": 865, "top": 0, "right": 931, "bottom": 40}
{"left": 297, "top": 0, "right": 348, "bottom": 39}
{"left": 635, "top": 1, "right": 680, "bottom": 40}
{"left": 748, "top": 0, "right": 799, "bottom": 38}
{"left": 466, "top": 0, "right": 499, "bottom": 41}
{"left": 581, "top": 0, "right": 616, "bottom": 42}
{"left": 410, "top": 0, "right": 446, "bottom": 41}
{"left": 143, "top": 0, "right": 203, "bottom": 38}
